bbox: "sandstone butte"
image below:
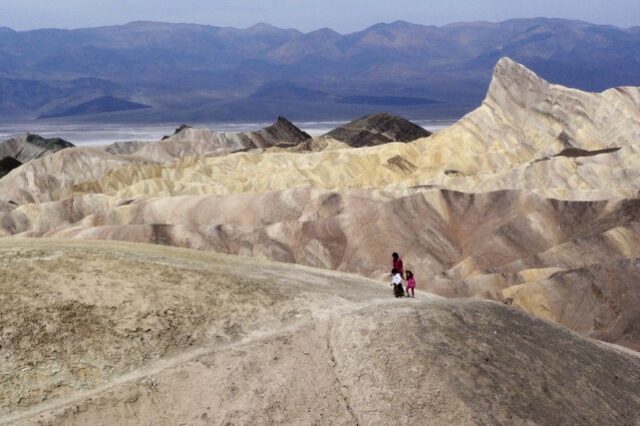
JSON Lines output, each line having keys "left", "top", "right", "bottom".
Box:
{"left": 0, "top": 56, "right": 639, "bottom": 393}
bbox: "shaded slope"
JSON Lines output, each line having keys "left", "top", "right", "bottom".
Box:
{"left": 0, "top": 134, "right": 74, "bottom": 164}
{"left": 503, "top": 259, "right": 640, "bottom": 350}
{"left": 325, "top": 112, "right": 432, "bottom": 147}
{"left": 0, "top": 157, "right": 21, "bottom": 179}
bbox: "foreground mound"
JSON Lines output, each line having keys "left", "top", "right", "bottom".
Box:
{"left": 1, "top": 240, "right": 638, "bottom": 425}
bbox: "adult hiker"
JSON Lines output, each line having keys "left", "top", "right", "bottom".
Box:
{"left": 390, "top": 268, "right": 405, "bottom": 298}
{"left": 392, "top": 252, "right": 404, "bottom": 278}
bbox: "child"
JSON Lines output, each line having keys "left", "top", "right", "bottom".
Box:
{"left": 405, "top": 270, "right": 416, "bottom": 298}
{"left": 391, "top": 268, "right": 405, "bottom": 298}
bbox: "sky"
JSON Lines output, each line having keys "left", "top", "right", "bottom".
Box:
{"left": 1, "top": 0, "right": 639, "bottom": 32}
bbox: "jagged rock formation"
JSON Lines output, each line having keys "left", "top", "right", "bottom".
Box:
{"left": 1, "top": 240, "right": 639, "bottom": 425}
{"left": 425, "top": 57, "right": 640, "bottom": 178}
{"left": 8, "top": 59, "right": 636, "bottom": 203}
{"left": 325, "top": 112, "right": 432, "bottom": 147}
{"left": 122, "top": 117, "right": 311, "bottom": 161}
{"left": 260, "top": 116, "right": 312, "bottom": 145}
{"left": 0, "top": 156, "right": 21, "bottom": 179}
{"left": 1, "top": 58, "right": 640, "bottom": 353}
{"left": 0, "top": 134, "right": 74, "bottom": 164}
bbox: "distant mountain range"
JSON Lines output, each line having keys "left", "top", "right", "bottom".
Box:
{"left": 0, "top": 18, "right": 639, "bottom": 123}
{"left": 39, "top": 96, "right": 150, "bottom": 119}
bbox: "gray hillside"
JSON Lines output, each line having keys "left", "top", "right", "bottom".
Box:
{"left": 0, "top": 134, "right": 74, "bottom": 163}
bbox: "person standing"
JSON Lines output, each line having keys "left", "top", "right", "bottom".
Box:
{"left": 390, "top": 268, "right": 405, "bottom": 298}
{"left": 405, "top": 270, "right": 416, "bottom": 298}
{"left": 392, "top": 252, "right": 404, "bottom": 278}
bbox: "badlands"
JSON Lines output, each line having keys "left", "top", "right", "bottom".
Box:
{"left": 2, "top": 57, "right": 640, "bottom": 423}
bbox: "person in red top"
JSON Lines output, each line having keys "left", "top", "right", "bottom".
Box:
{"left": 392, "top": 252, "right": 404, "bottom": 278}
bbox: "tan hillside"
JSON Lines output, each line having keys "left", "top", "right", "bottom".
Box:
{"left": 4, "top": 188, "right": 640, "bottom": 350}
{"left": 2, "top": 59, "right": 639, "bottom": 207}
{"left": 1, "top": 240, "right": 639, "bottom": 425}
{"left": 0, "top": 147, "right": 152, "bottom": 204}
{"left": 3, "top": 58, "right": 636, "bottom": 202}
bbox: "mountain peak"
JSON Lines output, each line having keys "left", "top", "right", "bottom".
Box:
{"left": 486, "top": 57, "right": 550, "bottom": 107}
{"left": 246, "top": 22, "right": 283, "bottom": 33}
{"left": 263, "top": 116, "right": 311, "bottom": 143}
{"left": 493, "top": 57, "right": 542, "bottom": 81}
{"left": 308, "top": 27, "right": 341, "bottom": 37}
{"left": 325, "top": 113, "right": 431, "bottom": 147}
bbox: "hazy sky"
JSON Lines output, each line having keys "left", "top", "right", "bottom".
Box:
{"left": 1, "top": 0, "right": 639, "bottom": 32}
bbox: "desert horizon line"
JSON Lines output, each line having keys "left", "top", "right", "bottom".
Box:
{"left": 2, "top": 15, "right": 639, "bottom": 34}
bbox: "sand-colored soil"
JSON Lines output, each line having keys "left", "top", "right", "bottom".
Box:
{"left": 1, "top": 240, "right": 639, "bottom": 425}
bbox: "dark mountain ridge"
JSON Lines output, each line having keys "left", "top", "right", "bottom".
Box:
{"left": 326, "top": 112, "right": 432, "bottom": 147}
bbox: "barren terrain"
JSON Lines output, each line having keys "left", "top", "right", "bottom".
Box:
{"left": 1, "top": 239, "right": 639, "bottom": 425}
{"left": 0, "top": 58, "right": 640, "bottom": 425}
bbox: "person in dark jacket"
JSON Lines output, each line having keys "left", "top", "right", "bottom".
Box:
{"left": 392, "top": 252, "right": 404, "bottom": 278}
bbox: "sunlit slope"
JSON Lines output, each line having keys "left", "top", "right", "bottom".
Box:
{"left": 2, "top": 57, "right": 637, "bottom": 203}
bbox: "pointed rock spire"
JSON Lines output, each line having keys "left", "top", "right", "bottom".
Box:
{"left": 485, "top": 57, "right": 550, "bottom": 109}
